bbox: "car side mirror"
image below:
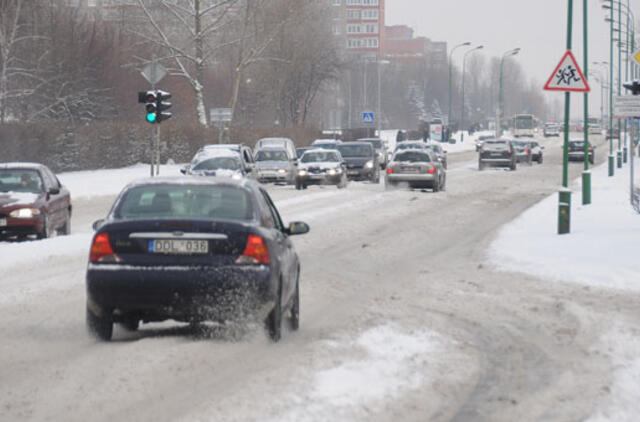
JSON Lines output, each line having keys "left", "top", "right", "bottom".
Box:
{"left": 541, "top": 146, "right": 545, "bottom": 150}
{"left": 180, "top": 165, "right": 189, "bottom": 175}
{"left": 92, "top": 219, "right": 105, "bottom": 231}
{"left": 286, "top": 221, "right": 310, "bottom": 236}
{"left": 48, "top": 187, "right": 60, "bottom": 195}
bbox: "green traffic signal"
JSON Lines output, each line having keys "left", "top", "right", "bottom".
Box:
{"left": 146, "top": 113, "right": 157, "bottom": 123}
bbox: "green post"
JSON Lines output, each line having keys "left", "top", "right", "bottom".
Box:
{"left": 582, "top": 0, "right": 591, "bottom": 205}
{"left": 609, "top": 0, "right": 615, "bottom": 177}
{"left": 559, "top": 0, "right": 573, "bottom": 235}
{"left": 617, "top": 0, "right": 623, "bottom": 169}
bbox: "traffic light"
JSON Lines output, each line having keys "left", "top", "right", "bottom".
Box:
{"left": 138, "top": 90, "right": 172, "bottom": 123}
{"left": 623, "top": 80, "right": 640, "bottom": 96}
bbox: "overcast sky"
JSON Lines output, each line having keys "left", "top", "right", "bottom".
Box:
{"left": 386, "top": 0, "right": 640, "bottom": 118}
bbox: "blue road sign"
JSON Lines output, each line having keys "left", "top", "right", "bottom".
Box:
{"left": 362, "top": 111, "right": 375, "bottom": 125}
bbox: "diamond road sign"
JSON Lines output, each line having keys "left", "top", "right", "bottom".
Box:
{"left": 140, "top": 62, "right": 167, "bottom": 86}
{"left": 613, "top": 96, "right": 640, "bottom": 117}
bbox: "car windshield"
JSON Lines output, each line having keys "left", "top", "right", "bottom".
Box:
{"left": 301, "top": 151, "right": 339, "bottom": 163}
{"left": 337, "top": 145, "right": 372, "bottom": 157}
{"left": 313, "top": 143, "right": 336, "bottom": 149}
{"left": 192, "top": 157, "right": 241, "bottom": 171}
{"left": 115, "top": 184, "right": 252, "bottom": 221}
{"left": 296, "top": 149, "right": 309, "bottom": 158}
{"left": 0, "top": 169, "right": 43, "bottom": 193}
{"left": 424, "top": 145, "right": 442, "bottom": 154}
{"left": 394, "top": 151, "right": 430, "bottom": 163}
{"left": 512, "top": 141, "right": 528, "bottom": 147}
{"left": 360, "top": 139, "right": 382, "bottom": 149}
{"left": 255, "top": 150, "right": 288, "bottom": 162}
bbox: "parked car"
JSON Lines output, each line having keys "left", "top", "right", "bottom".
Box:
{"left": 86, "top": 177, "right": 309, "bottom": 342}
{"left": 336, "top": 142, "right": 380, "bottom": 183}
{"left": 424, "top": 142, "right": 448, "bottom": 169}
{"left": 478, "top": 139, "right": 517, "bottom": 171}
{"left": 356, "top": 138, "right": 388, "bottom": 169}
{"left": 511, "top": 140, "right": 533, "bottom": 165}
{"left": 568, "top": 139, "right": 595, "bottom": 164}
{"left": 254, "top": 147, "right": 296, "bottom": 184}
{"left": 543, "top": 123, "right": 561, "bottom": 137}
{"left": 189, "top": 144, "right": 255, "bottom": 175}
{"left": 295, "top": 149, "right": 347, "bottom": 189}
{"left": 311, "top": 139, "right": 342, "bottom": 150}
{"left": 529, "top": 141, "right": 544, "bottom": 164}
{"left": 0, "top": 163, "right": 72, "bottom": 240}
{"left": 385, "top": 150, "right": 446, "bottom": 191}
{"left": 255, "top": 138, "right": 297, "bottom": 162}
{"left": 182, "top": 149, "right": 249, "bottom": 180}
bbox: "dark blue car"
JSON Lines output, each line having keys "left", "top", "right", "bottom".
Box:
{"left": 86, "top": 177, "right": 309, "bottom": 342}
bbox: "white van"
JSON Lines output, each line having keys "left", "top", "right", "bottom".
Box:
{"left": 255, "top": 137, "right": 297, "bottom": 161}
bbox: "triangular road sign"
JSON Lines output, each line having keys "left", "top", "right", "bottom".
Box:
{"left": 544, "top": 50, "right": 590, "bottom": 93}
{"left": 632, "top": 48, "right": 640, "bottom": 66}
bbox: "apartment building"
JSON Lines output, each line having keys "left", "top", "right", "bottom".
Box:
{"left": 331, "top": 0, "right": 385, "bottom": 58}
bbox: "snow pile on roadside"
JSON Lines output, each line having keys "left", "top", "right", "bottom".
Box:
{"left": 273, "top": 324, "right": 443, "bottom": 421}
{"left": 0, "top": 233, "right": 90, "bottom": 273}
{"left": 586, "top": 325, "right": 640, "bottom": 422}
{"left": 490, "top": 162, "right": 640, "bottom": 291}
{"left": 58, "top": 163, "right": 184, "bottom": 199}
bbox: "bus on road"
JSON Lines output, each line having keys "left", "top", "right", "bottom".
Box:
{"left": 513, "top": 114, "right": 535, "bottom": 137}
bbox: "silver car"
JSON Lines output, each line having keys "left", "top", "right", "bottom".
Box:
{"left": 254, "top": 147, "right": 296, "bottom": 184}
{"left": 385, "top": 149, "right": 446, "bottom": 192}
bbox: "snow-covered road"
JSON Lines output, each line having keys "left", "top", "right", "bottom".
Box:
{"left": 2, "top": 134, "right": 637, "bottom": 421}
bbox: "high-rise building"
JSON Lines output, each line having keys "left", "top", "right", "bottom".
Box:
{"left": 331, "top": 0, "right": 385, "bottom": 58}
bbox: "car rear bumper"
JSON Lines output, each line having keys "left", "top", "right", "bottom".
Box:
{"left": 386, "top": 173, "right": 436, "bottom": 183}
{"left": 480, "top": 158, "right": 513, "bottom": 165}
{"left": 346, "top": 167, "right": 374, "bottom": 180}
{"left": 86, "top": 264, "right": 274, "bottom": 322}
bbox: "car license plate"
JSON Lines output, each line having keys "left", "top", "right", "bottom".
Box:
{"left": 0, "top": 218, "right": 6, "bottom": 227}
{"left": 149, "top": 239, "right": 209, "bottom": 254}
{"left": 348, "top": 170, "right": 359, "bottom": 175}
{"left": 401, "top": 167, "right": 419, "bottom": 173}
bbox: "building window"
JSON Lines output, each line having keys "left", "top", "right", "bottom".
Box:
{"left": 347, "top": 10, "right": 360, "bottom": 20}
{"left": 332, "top": 0, "right": 341, "bottom": 5}
{"left": 362, "top": 9, "right": 378, "bottom": 20}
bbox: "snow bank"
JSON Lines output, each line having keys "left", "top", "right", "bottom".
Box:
{"left": 490, "top": 161, "right": 640, "bottom": 292}
{"left": 58, "top": 163, "right": 184, "bottom": 199}
{"left": 586, "top": 325, "right": 640, "bottom": 422}
{"left": 272, "top": 324, "right": 444, "bottom": 421}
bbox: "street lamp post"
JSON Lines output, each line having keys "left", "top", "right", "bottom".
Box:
{"left": 448, "top": 42, "right": 471, "bottom": 138}
{"left": 497, "top": 48, "right": 521, "bottom": 138}
{"left": 460, "top": 45, "right": 484, "bottom": 144}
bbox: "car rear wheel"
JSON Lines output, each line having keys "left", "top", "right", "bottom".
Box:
{"left": 295, "top": 181, "right": 302, "bottom": 190}
{"left": 433, "top": 176, "right": 440, "bottom": 192}
{"left": 510, "top": 161, "right": 517, "bottom": 171}
{"left": 57, "top": 210, "right": 71, "bottom": 236}
{"left": 538, "top": 155, "right": 544, "bottom": 164}
{"left": 478, "top": 160, "right": 485, "bottom": 171}
{"left": 87, "top": 307, "right": 113, "bottom": 341}
{"left": 267, "top": 280, "right": 283, "bottom": 342}
{"left": 122, "top": 317, "right": 139, "bottom": 332}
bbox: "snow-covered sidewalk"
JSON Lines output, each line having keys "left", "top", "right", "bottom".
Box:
{"left": 490, "top": 161, "right": 640, "bottom": 292}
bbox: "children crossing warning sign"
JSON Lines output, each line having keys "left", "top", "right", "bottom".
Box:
{"left": 544, "top": 50, "right": 590, "bottom": 93}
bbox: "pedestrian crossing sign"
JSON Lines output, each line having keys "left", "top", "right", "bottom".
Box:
{"left": 544, "top": 50, "right": 590, "bottom": 93}
{"left": 362, "top": 111, "right": 375, "bottom": 125}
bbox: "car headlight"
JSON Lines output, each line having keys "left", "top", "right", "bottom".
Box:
{"left": 232, "top": 173, "right": 243, "bottom": 180}
{"left": 298, "top": 170, "right": 307, "bottom": 176}
{"left": 328, "top": 169, "right": 337, "bottom": 176}
{"left": 10, "top": 208, "right": 41, "bottom": 218}
{"left": 278, "top": 168, "right": 288, "bottom": 174}
{"left": 365, "top": 161, "right": 374, "bottom": 169}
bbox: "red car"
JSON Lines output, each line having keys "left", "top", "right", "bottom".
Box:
{"left": 0, "top": 163, "right": 72, "bottom": 240}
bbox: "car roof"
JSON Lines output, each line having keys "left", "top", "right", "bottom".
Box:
{"left": 123, "top": 175, "right": 257, "bottom": 191}
{"left": 256, "top": 145, "right": 287, "bottom": 151}
{"left": 312, "top": 139, "right": 341, "bottom": 144}
{"left": 258, "top": 137, "right": 293, "bottom": 142}
{"left": 357, "top": 138, "right": 382, "bottom": 141}
{"left": 337, "top": 142, "right": 372, "bottom": 147}
{"left": 0, "top": 162, "right": 46, "bottom": 170}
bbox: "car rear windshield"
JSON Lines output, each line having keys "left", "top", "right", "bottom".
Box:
{"left": 394, "top": 151, "right": 431, "bottom": 163}
{"left": 337, "top": 145, "right": 372, "bottom": 157}
{"left": 361, "top": 139, "right": 382, "bottom": 149}
{"left": 0, "top": 169, "right": 43, "bottom": 193}
{"left": 396, "top": 143, "right": 424, "bottom": 150}
{"left": 115, "top": 184, "right": 253, "bottom": 221}
{"left": 255, "top": 150, "right": 288, "bottom": 162}
{"left": 512, "top": 141, "right": 528, "bottom": 147}
{"left": 570, "top": 141, "right": 585, "bottom": 148}
{"left": 192, "top": 157, "right": 241, "bottom": 171}
{"left": 313, "top": 143, "right": 336, "bottom": 149}
{"left": 484, "top": 141, "right": 508, "bottom": 150}
{"left": 301, "top": 151, "right": 339, "bottom": 163}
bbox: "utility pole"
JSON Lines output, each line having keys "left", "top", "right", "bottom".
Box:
{"left": 582, "top": 0, "right": 591, "bottom": 205}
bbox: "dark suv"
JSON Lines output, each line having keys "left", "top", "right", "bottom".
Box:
{"left": 568, "top": 139, "right": 595, "bottom": 164}
{"left": 336, "top": 142, "right": 380, "bottom": 182}
{"left": 478, "top": 139, "right": 517, "bottom": 171}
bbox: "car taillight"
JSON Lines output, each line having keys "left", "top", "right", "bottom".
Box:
{"left": 236, "top": 234, "right": 270, "bottom": 264}
{"left": 588, "top": 147, "right": 593, "bottom": 152}
{"left": 427, "top": 166, "right": 436, "bottom": 174}
{"left": 386, "top": 168, "right": 394, "bottom": 174}
{"left": 89, "top": 232, "right": 119, "bottom": 263}
{"left": 525, "top": 148, "right": 530, "bottom": 154}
